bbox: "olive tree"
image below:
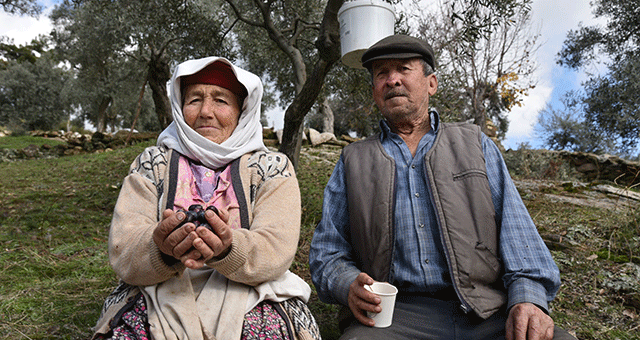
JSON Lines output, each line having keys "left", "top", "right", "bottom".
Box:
{"left": 556, "top": 0, "right": 640, "bottom": 156}
{"left": 50, "top": 0, "right": 234, "bottom": 132}
{"left": 221, "top": 0, "right": 346, "bottom": 168}
{"left": 1, "top": 0, "right": 40, "bottom": 15}
{"left": 414, "top": 0, "right": 539, "bottom": 139}
{"left": 0, "top": 51, "right": 71, "bottom": 131}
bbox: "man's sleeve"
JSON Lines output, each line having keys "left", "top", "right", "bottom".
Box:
{"left": 482, "top": 136, "right": 561, "bottom": 313}
{"left": 309, "top": 156, "right": 361, "bottom": 306}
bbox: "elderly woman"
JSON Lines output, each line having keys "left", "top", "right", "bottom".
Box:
{"left": 92, "top": 57, "right": 319, "bottom": 340}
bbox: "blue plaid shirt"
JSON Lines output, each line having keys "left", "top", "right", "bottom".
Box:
{"left": 309, "top": 112, "right": 561, "bottom": 313}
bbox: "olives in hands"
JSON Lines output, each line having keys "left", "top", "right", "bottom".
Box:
{"left": 173, "top": 204, "right": 219, "bottom": 233}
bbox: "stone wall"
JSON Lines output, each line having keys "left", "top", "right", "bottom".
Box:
{"left": 0, "top": 130, "right": 158, "bottom": 162}
{"left": 558, "top": 150, "right": 640, "bottom": 187}
{"left": 4, "top": 129, "right": 640, "bottom": 189}
{"left": 503, "top": 148, "right": 640, "bottom": 188}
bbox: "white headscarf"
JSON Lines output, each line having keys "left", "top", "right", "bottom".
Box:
{"left": 157, "top": 57, "right": 267, "bottom": 169}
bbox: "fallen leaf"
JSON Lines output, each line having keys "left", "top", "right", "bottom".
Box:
{"left": 587, "top": 254, "right": 598, "bottom": 261}
{"left": 623, "top": 309, "right": 637, "bottom": 319}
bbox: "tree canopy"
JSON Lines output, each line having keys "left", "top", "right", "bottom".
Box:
{"left": 49, "top": 0, "right": 233, "bottom": 132}
{"left": 1, "top": 0, "right": 562, "bottom": 162}
{"left": 0, "top": 36, "right": 46, "bottom": 67}
{"left": 536, "top": 91, "right": 617, "bottom": 154}
{"left": 415, "top": 0, "right": 538, "bottom": 138}
{"left": 0, "top": 47, "right": 70, "bottom": 132}
{"left": 553, "top": 0, "right": 640, "bottom": 157}
{"left": 1, "top": 0, "right": 40, "bottom": 16}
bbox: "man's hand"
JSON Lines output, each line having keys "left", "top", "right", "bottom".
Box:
{"left": 347, "top": 273, "right": 381, "bottom": 327}
{"left": 505, "top": 302, "right": 554, "bottom": 340}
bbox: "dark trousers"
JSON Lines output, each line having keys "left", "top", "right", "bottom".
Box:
{"left": 340, "top": 294, "right": 576, "bottom": 340}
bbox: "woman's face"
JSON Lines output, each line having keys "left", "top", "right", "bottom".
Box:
{"left": 182, "top": 83, "right": 242, "bottom": 144}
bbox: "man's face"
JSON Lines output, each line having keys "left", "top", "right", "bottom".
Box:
{"left": 371, "top": 58, "right": 437, "bottom": 124}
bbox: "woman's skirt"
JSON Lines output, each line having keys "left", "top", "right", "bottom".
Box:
{"left": 94, "top": 290, "right": 320, "bottom": 340}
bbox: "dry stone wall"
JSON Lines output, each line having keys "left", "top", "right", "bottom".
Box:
{"left": 3, "top": 129, "right": 639, "bottom": 189}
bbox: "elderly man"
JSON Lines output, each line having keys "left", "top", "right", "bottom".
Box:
{"left": 309, "top": 35, "right": 576, "bottom": 340}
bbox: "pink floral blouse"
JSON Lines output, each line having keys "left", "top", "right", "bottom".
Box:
{"left": 172, "top": 156, "right": 241, "bottom": 230}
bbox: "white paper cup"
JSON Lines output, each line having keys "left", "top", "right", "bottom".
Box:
{"left": 364, "top": 282, "right": 398, "bottom": 328}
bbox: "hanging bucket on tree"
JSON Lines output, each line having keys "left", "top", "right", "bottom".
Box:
{"left": 338, "top": 0, "right": 395, "bottom": 69}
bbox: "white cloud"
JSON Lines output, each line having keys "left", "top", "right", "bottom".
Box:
{"left": 507, "top": 83, "right": 552, "bottom": 135}
{"left": 502, "top": 0, "right": 606, "bottom": 149}
{"left": 0, "top": 11, "right": 53, "bottom": 45}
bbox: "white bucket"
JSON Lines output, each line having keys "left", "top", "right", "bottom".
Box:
{"left": 338, "top": 0, "right": 395, "bottom": 69}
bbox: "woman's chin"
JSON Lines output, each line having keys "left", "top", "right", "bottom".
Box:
{"left": 195, "top": 128, "right": 222, "bottom": 143}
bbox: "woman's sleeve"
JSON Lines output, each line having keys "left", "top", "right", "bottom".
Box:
{"left": 108, "top": 150, "right": 184, "bottom": 286}
{"left": 208, "top": 153, "right": 301, "bottom": 286}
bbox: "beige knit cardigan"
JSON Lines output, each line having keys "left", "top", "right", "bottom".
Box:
{"left": 93, "top": 146, "right": 307, "bottom": 339}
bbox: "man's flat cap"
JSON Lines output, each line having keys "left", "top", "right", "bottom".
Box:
{"left": 361, "top": 34, "right": 435, "bottom": 70}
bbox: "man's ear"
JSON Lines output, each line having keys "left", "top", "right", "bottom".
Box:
{"left": 428, "top": 74, "right": 438, "bottom": 96}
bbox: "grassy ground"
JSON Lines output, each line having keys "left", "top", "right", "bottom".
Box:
{"left": 0, "top": 137, "right": 638, "bottom": 339}
{"left": 0, "top": 135, "right": 66, "bottom": 150}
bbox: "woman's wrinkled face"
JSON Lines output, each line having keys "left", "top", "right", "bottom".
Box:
{"left": 182, "top": 83, "right": 242, "bottom": 144}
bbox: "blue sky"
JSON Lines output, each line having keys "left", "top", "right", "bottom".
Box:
{"left": 1, "top": 0, "right": 604, "bottom": 150}
{"left": 501, "top": 0, "right": 605, "bottom": 149}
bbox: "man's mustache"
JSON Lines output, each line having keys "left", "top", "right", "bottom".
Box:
{"left": 384, "top": 89, "right": 408, "bottom": 100}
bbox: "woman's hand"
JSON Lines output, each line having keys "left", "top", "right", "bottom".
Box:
{"left": 153, "top": 208, "right": 233, "bottom": 269}
{"left": 184, "top": 207, "right": 233, "bottom": 269}
{"left": 153, "top": 209, "right": 200, "bottom": 261}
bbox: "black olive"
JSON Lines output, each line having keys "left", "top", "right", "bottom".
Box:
{"left": 172, "top": 204, "right": 218, "bottom": 233}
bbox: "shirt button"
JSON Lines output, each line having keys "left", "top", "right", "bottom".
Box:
{"left": 415, "top": 193, "right": 420, "bottom": 197}
{"left": 205, "top": 171, "right": 212, "bottom": 177}
{"left": 425, "top": 259, "right": 429, "bottom": 264}
{"left": 411, "top": 165, "right": 416, "bottom": 169}
{"left": 419, "top": 224, "right": 424, "bottom": 228}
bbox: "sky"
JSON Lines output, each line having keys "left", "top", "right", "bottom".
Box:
{"left": 0, "top": 0, "right": 604, "bottom": 150}
{"left": 502, "top": 0, "right": 604, "bottom": 149}
{"left": 0, "top": 1, "right": 56, "bottom": 45}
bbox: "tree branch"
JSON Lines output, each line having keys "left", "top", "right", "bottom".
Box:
{"left": 222, "top": 0, "right": 264, "bottom": 27}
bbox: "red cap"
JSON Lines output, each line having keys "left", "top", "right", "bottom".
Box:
{"left": 181, "top": 61, "right": 248, "bottom": 99}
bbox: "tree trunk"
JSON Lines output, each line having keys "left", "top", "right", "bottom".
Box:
{"left": 278, "top": 0, "right": 344, "bottom": 168}
{"left": 96, "top": 96, "right": 112, "bottom": 133}
{"left": 147, "top": 53, "right": 172, "bottom": 129}
{"left": 473, "top": 105, "right": 488, "bottom": 134}
{"left": 280, "top": 53, "right": 342, "bottom": 166}
{"left": 321, "top": 97, "right": 334, "bottom": 134}
{"left": 126, "top": 79, "right": 147, "bottom": 144}
{"left": 471, "top": 86, "right": 488, "bottom": 135}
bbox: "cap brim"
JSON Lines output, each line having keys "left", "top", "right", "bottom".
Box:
{"left": 362, "top": 52, "right": 424, "bottom": 69}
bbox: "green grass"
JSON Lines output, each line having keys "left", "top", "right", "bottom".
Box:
{"left": 0, "top": 141, "right": 152, "bottom": 339}
{"left": 0, "top": 142, "right": 638, "bottom": 339}
{"left": 0, "top": 136, "right": 66, "bottom": 150}
{"left": 524, "top": 196, "right": 640, "bottom": 339}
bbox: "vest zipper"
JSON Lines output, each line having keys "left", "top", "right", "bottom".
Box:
{"left": 424, "top": 157, "right": 474, "bottom": 314}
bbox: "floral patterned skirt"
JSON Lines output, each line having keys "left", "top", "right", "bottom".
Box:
{"left": 95, "top": 294, "right": 303, "bottom": 340}
{"left": 94, "top": 294, "right": 150, "bottom": 340}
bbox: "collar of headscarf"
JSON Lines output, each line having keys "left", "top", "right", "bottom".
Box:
{"left": 157, "top": 57, "right": 267, "bottom": 169}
